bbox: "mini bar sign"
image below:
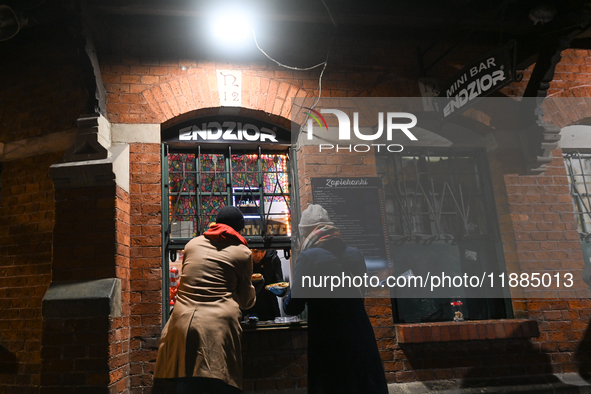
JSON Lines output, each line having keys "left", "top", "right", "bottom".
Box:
{"left": 439, "top": 47, "right": 513, "bottom": 119}
{"left": 162, "top": 115, "right": 292, "bottom": 145}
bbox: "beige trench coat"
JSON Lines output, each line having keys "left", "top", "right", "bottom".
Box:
{"left": 154, "top": 235, "right": 256, "bottom": 389}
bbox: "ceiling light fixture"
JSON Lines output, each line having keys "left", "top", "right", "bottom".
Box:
{"left": 528, "top": 5, "right": 557, "bottom": 25}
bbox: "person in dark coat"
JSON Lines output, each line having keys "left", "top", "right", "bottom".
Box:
{"left": 283, "top": 204, "right": 388, "bottom": 394}
{"left": 242, "top": 249, "right": 286, "bottom": 321}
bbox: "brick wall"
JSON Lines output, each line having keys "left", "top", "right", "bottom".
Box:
{"left": 0, "top": 25, "right": 88, "bottom": 142}
{"left": 491, "top": 149, "right": 590, "bottom": 375}
{"left": 99, "top": 33, "right": 500, "bottom": 126}
{"left": 40, "top": 182, "right": 131, "bottom": 393}
{"left": 112, "top": 187, "right": 132, "bottom": 393}
{"left": 0, "top": 20, "right": 96, "bottom": 393}
{"left": 388, "top": 336, "right": 553, "bottom": 382}
{"left": 128, "top": 143, "right": 162, "bottom": 393}
{"left": 3, "top": 21, "right": 591, "bottom": 394}
{"left": 366, "top": 298, "right": 397, "bottom": 383}
{"left": 52, "top": 185, "right": 118, "bottom": 282}
{"left": 40, "top": 314, "right": 111, "bottom": 393}
{"left": 503, "top": 49, "right": 591, "bottom": 98}
{"left": 242, "top": 329, "right": 308, "bottom": 391}
{"left": 0, "top": 153, "right": 59, "bottom": 394}
{"left": 0, "top": 23, "right": 90, "bottom": 394}
{"left": 97, "top": 44, "right": 591, "bottom": 391}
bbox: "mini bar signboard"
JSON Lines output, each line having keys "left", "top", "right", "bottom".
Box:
{"left": 162, "top": 115, "right": 292, "bottom": 145}
{"left": 437, "top": 46, "right": 514, "bottom": 120}
{"left": 311, "top": 177, "right": 391, "bottom": 279}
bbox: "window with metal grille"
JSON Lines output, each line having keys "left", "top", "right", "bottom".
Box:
{"left": 163, "top": 146, "right": 292, "bottom": 251}
{"left": 376, "top": 148, "right": 510, "bottom": 323}
{"left": 161, "top": 145, "right": 293, "bottom": 322}
{"left": 563, "top": 152, "right": 591, "bottom": 265}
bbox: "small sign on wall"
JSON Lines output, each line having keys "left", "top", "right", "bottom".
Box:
{"left": 217, "top": 69, "right": 242, "bottom": 107}
{"left": 437, "top": 46, "right": 514, "bottom": 120}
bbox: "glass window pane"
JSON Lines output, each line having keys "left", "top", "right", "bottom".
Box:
{"left": 170, "top": 195, "right": 197, "bottom": 238}
{"left": 264, "top": 195, "right": 291, "bottom": 236}
{"left": 199, "top": 195, "right": 228, "bottom": 233}
{"left": 564, "top": 153, "right": 591, "bottom": 265}
{"left": 169, "top": 153, "right": 196, "bottom": 193}
{"left": 377, "top": 149, "right": 506, "bottom": 323}
{"left": 167, "top": 148, "right": 291, "bottom": 241}
{"left": 199, "top": 153, "right": 226, "bottom": 193}
{"left": 232, "top": 153, "right": 259, "bottom": 189}
{"left": 378, "top": 152, "right": 488, "bottom": 239}
{"left": 261, "top": 154, "right": 289, "bottom": 194}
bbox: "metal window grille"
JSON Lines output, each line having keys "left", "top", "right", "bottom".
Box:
{"left": 564, "top": 152, "right": 591, "bottom": 242}
{"left": 377, "top": 149, "right": 508, "bottom": 323}
{"left": 161, "top": 145, "right": 293, "bottom": 323}
{"left": 164, "top": 146, "right": 292, "bottom": 249}
{"left": 377, "top": 149, "right": 494, "bottom": 243}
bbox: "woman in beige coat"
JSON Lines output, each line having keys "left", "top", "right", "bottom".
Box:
{"left": 155, "top": 206, "right": 256, "bottom": 394}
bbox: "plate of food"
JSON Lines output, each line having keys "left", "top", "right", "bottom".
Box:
{"left": 265, "top": 282, "right": 289, "bottom": 290}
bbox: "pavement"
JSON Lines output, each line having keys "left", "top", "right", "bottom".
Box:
{"left": 244, "top": 373, "right": 591, "bottom": 394}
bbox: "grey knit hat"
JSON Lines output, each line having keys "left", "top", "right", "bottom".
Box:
{"left": 298, "top": 204, "right": 333, "bottom": 237}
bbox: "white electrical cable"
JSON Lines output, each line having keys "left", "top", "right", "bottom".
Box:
{"left": 251, "top": 28, "right": 327, "bottom": 71}
{"left": 320, "top": 0, "right": 337, "bottom": 27}
{"left": 250, "top": 0, "right": 337, "bottom": 145}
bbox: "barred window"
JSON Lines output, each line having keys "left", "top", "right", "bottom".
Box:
{"left": 377, "top": 148, "right": 509, "bottom": 323}
{"left": 563, "top": 152, "right": 591, "bottom": 264}
{"left": 164, "top": 146, "right": 292, "bottom": 250}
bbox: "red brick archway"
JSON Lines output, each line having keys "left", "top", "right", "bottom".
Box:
{"left": 543, "top": 86, "right": 591, "bottom": 128}
{"left": 139, "top": 69, "right": 313, "bottom": 125}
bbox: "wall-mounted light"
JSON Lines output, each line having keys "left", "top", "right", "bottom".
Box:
{"left": 210, "top": 7, "right": 253, "bottom": 46}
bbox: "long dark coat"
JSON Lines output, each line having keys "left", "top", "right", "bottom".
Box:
{"left": 284, "top": 238, "right": 389, "bottom": 394}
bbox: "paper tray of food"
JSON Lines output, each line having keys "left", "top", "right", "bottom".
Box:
{"left": 265, "top": 282, "right": 289, "bottom": 290}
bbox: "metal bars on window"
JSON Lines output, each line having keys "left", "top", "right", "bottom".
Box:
{"left": 564, "top": 152, "right": 591, "bottom": 242}
{"left": 377, "top": 149, "right": 493, "bottom": 243}
{"left": 165, "top": 146, "right": 291, "bottom": 248}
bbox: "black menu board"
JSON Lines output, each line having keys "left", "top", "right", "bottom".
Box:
{"left": 311, "top": 177, "right": 391, "bottom": 278}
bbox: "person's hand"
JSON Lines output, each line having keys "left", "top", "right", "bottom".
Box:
{"left": 269, "top": 287, "right": 283, "bottom": 297}
{"left": 253, "top": 278, "right": 265, "bottom": 293}
{"left": 269, "top": 286, "right": 285, "bottom": 296}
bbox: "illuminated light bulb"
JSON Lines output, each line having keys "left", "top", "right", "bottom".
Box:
{"left": 212, "top": 12, "right": 251, "bottom": 45}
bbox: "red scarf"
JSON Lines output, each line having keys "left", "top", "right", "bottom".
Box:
{"left": 204, "top": 223, "right": 248, "bottom": 246}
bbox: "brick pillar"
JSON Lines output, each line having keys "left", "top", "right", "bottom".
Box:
{"left": 42, "top": 114, "right": 131, "bottom": 393}
{"left": 40, "top": 279, "right": 121, "bottom": 393}
{"left": 492, "top": 148, "right": 591, "bottom": 375}
{"left": 128, "top": 143, "right": 162, "bottom": 393}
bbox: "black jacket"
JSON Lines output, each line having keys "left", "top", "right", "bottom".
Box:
{"left": 283, "top": 238, "right": 388, "bottom": 394}
{"left": 242, "top": 250, "right": 285, "bottom": 321}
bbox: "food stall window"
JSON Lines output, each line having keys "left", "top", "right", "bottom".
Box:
{"left": 162, "top": 146, "right": 294, "bottom": 324}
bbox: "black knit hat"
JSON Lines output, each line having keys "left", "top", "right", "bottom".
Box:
{"left": 216, "top": 206, "right": 245, "bottom": 232}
